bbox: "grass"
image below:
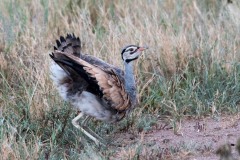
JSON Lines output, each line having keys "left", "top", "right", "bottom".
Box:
{"left": 0, "top": 0, "right": 240, "bottom": 159}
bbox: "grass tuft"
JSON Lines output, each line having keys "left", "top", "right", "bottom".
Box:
{"left": 1, "top": 0, "right": 240, "bottom": 158}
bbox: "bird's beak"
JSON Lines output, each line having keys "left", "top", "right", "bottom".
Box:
{"left": 138, "top": 46, "right": 149, "bottom": 51}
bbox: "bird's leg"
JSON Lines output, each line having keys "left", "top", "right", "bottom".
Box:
{"left": 80, "top": 116, "right": 105, "bottom": 142}
{"left": 72, "top": 112, "right": 103, "bottom": 146}
{"left": 82, "top": 115, "right": 91, "bottom": 126}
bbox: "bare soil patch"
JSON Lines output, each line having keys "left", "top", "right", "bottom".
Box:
{"left": 113, "top": 115, "right": 240, "bottom": 159}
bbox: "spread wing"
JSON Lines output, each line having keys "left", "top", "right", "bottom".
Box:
{"left": 50, "top": 51, "right": 131, "bottom": 111}
{"left": 54, "top": 33, "right": 124, "bottom": 80}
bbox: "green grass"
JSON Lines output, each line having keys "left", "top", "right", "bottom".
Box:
{"left": 0, "top": 0, "right": 240, "bottom": 159}
{"left": 142, "top": 62, "right": 240, "bottom": 116}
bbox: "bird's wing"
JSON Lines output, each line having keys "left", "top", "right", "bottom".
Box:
{"left": 54, "top": 33, "right": 124, "bottom": 78}
{"left": 50, "top": 51, "right": 131, "bottom": 111}
{"left": 81, "top": 54, "right": 124, "bottom": 81}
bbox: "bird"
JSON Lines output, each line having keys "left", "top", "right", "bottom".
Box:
{"left": 49, "top": 33, "right": 148, "bottom": 145}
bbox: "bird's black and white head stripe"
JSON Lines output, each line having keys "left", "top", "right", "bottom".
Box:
{"left": 121, "top": 45, "right": 147, "bottom": 63}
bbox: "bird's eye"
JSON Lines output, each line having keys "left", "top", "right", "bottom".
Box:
{"left": 129, "top": 48, "right": 134, "bottom": 52}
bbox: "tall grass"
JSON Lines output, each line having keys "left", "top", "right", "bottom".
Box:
{"left": 0, "top": 0, "right": 240, "bottom": 158}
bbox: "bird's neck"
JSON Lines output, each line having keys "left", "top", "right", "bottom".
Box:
{"left": 124, "top": 61, "right": 137, "bottom": 105}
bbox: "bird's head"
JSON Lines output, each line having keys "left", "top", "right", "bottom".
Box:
{"left": 121, "top": 45, "right": 148, "bottom": 63}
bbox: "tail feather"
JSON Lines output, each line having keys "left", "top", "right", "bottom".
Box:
{"left": 54, "top": 33, "right": 81, "bottom": 57}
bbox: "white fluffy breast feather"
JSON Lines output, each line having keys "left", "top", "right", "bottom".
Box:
{"left": 50, "top": 62, "right": 69, "bottom": 101}
{"left": 71, "top": 91, "right": 114, "bottom": 121}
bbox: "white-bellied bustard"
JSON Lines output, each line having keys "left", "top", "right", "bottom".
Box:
{"left": 49, "top": 33, "right": 148, "bottom": 145}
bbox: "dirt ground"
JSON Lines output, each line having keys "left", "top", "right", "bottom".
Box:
{"left": 113, "top": 114, "right": 240, "bottom": 160}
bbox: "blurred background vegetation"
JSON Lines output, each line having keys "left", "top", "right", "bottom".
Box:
{"left": 0, "top": 0, "right": 240, "bottom": 159}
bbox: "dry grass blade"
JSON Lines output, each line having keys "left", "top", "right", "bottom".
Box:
{"left": 0, "top": 0, "right": 240, "bottom": 159}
